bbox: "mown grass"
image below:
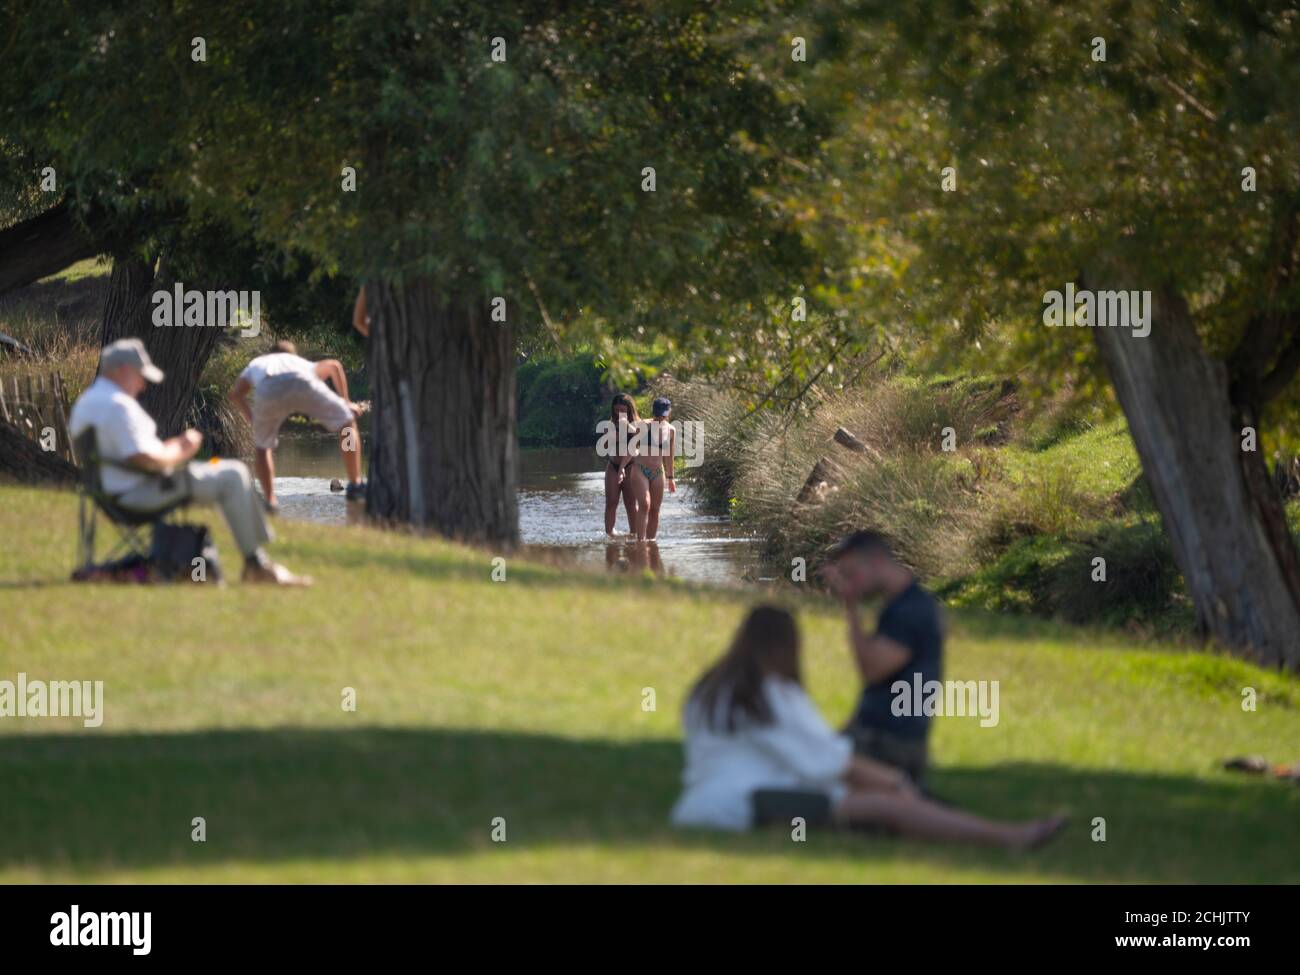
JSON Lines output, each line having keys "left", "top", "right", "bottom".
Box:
{"left": 1, "top": 484, "right": 1297, "bottom": 883}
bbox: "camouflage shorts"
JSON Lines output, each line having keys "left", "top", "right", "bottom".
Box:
{"left": 846, "top": 725, "right": 930, "bottom": 788}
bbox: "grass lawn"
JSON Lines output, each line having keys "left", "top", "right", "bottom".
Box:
{"left": 1, "top": 483, "right": 1297, "bottom": 883}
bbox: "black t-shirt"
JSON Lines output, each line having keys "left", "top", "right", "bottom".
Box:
{"left": 852, "top": 581, "right": 944, "bottom": 740}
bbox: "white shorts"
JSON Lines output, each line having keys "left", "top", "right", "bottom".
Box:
{"left": 252, "top": 373, "right": 354, "bottom": 450}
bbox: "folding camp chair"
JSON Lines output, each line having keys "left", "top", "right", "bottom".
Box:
{"left": 73, "top": 428, "right": 190, "bottom": 573}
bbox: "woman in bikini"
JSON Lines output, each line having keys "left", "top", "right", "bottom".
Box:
{"left": 602, "top": 394, "right": 641, "bottom": 537}
{"left": 627, "top": 397, "right": 676, "bottom": 542}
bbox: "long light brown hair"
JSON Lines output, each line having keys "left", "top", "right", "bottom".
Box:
{"left": 610, "top": 393, "right": 640, "bottom": 425}
{"left": 687, "top": 605, "right": 802, "bottom": 732}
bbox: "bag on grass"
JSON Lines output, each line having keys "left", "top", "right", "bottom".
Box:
{"left": 151, "top": 523, "right": 222, "bottom": 584}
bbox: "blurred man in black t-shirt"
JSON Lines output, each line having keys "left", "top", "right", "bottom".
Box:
{"left": 823, "top": 531, "right": 945, "bottom": 788}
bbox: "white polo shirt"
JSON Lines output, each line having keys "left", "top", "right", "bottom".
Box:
{"left": 238, "top": 353, "right": 317, "bottom": 389}
{"left": 69, "top": 376, "right": 166, "bottom": 495}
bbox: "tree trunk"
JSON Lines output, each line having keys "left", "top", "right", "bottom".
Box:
{"left": 365, "top": 278, "right": 519, "bottom": 546}
{"left": 99, "top": 255, "right": 225, "bottom": 438}
{"left": 1091, "top": 282, "right": 1300, "bottom": 668}
{"left": 0, "top": 419, "right": 78, "bottom": 483}
{"left": 0, "top": 200, "right": 109, "bottom": 296}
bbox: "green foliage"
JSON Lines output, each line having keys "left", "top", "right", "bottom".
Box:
{"left": 864, "top": 1, "right": 1300, "bottom": 318}
{"left": 981, "top": 422, "right": 1142, "bottom": 543}
{"left": 941, "top": 519, "right": 1192, "bottom": 636}
{"left": 1, "top": 1, "right": 820, "bottom": 345}
{"left": 736, "top": 2, "right": 1300, "bottom": 446}
{"left": 516, "top": 354, "right": 606, "bottom": 447}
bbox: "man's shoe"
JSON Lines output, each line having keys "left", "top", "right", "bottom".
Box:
{"left": 241, "top": 561, "right": 313, "bottom": 586}
{"left": 345, "top": 480, "right": 367, "bottom": 502}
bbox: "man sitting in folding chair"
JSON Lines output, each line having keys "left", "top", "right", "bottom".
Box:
{"left": 68, "top": 338, "right": 310, "bottom": 586}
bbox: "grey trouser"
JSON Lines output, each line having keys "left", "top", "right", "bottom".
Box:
{"left": 846, "top": 725, "right": 930, "bottom": 789}
{"left": 116, "top": 460, "right": 272, "bottom": 558}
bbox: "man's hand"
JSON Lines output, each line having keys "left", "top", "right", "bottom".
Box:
{"left": 129, "top": 428, "right": 203, "bottom": 474}
{"left": 178, "top": 429, "right": 203, "bottom": 461}
{"left": 822, "top": 562, "right": 858, "bottom": 603}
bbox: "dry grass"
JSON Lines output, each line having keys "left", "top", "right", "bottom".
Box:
{"left": 0, "top": 262, "right": 255, "bottom": 454}
{"left": 0, "top": 268, "right": 110, "bottom": 401}
{"left": 656, "top": 375, "right": 1020, "bottom": 580}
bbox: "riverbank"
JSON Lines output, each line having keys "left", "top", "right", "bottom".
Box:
{"left": 660, "top": 375, "right": 1300, "bottom": 641}
{"left": 2, "top": 483, "right": 1297, "bottom": 883}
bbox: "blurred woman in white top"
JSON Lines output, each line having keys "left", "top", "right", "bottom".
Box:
{"left": 672, "top": 605, "right": 1067, "bottom": 850}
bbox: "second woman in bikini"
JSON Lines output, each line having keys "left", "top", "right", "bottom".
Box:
{"left": 602, "top": 393, "right": 642, "bottom": 537}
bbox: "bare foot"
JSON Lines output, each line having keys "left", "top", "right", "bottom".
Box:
{"left": 1011, "top": 813, "right": 1069, "bottom": 853}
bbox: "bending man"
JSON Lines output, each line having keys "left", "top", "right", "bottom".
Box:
{"left": 228, "top": 340, "right": 365, "bottom": 511}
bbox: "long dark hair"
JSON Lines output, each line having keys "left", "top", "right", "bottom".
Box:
{"left": 610, "top": 393, "right": 640, "bottom": 425}
{"left": 688, "top": 605, "right": 802, "bottom": 732}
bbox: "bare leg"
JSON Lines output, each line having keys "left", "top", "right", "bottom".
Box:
{"left": 645, "top": 473, "right": 666, "bottom": 540}
{"left": 627, "top": 467, "right": 651, "bottom": 541}
{"left": 604, "top": 464, "right": 622, "bottom": 535}
{"left": 253, "top": 447, "right": 276, "bottom": 506}
{"left": 338, "top": 422, "right": 362, "bottom": 483}
{"left": 620, "top": 468, "right": 640, "bottom": 535}
{"left": 833, "top": 790, "right": 1067, "bottom": 851}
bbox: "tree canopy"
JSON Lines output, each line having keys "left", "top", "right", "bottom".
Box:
{"left": 2, "top": 0, "right": 821, "bottom": 337}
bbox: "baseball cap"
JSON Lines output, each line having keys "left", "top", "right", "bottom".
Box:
{"left": 101, "top": 338, "right": 164, "bottom": 383}
{"left": 652, "top": 397, "right": 672, "bottom": 417}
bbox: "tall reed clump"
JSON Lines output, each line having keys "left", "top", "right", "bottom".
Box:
{"left": 662, "top": 375, "right": 1019, "bottom": 581}
{"left": 650, "top": 374, "right": 757, "bottom": 511}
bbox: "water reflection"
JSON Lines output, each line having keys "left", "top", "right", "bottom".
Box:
{"left": 606, "top": 540, "right": 663, "bottom": 575}
{"left": 266, "top": 438, "right": 761, "bottom": 586}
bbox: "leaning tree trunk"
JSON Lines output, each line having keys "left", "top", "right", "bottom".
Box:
{"left": 98, "top": 254, "right": 225, "bottom": 438}
{"left": 0, "top": 420, "right": 78, "bottom": 483}
{"left": 365, "top": 278, "right": 519, "bottom": 546}
{"left": 0, "top": 200, "right": 109, "bottom": 296}
{"left": 1090, "top": 280, "right": 1300, "bottom": 669}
